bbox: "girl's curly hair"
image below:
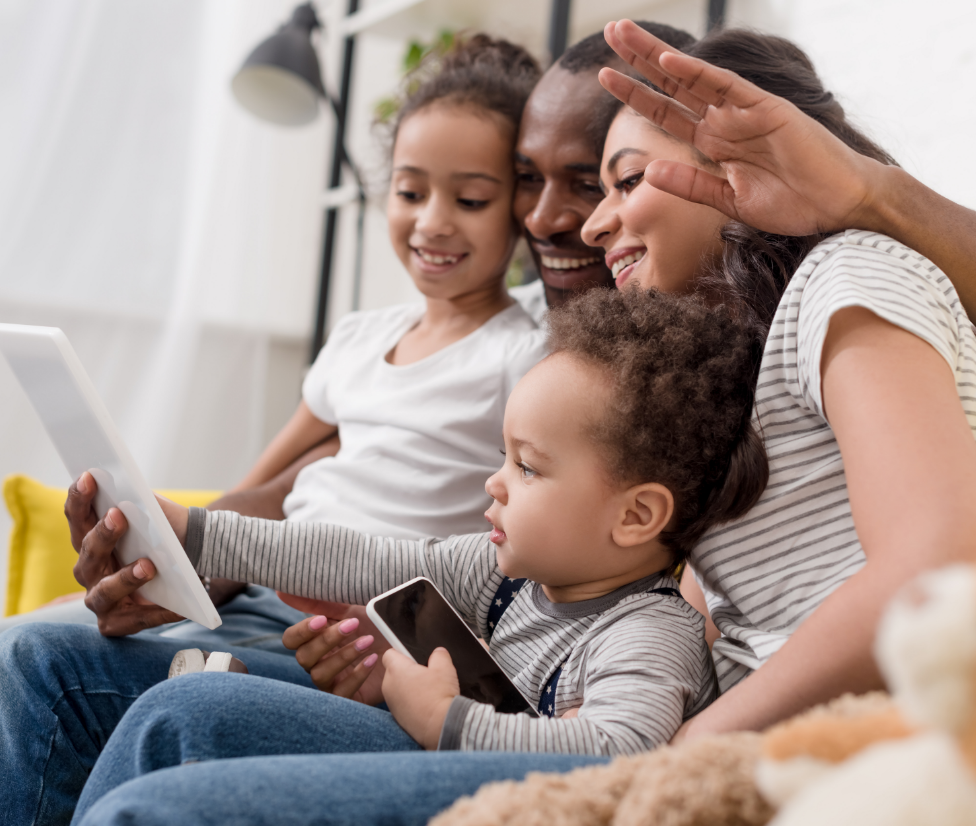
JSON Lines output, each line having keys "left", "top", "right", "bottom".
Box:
{"left": 391, "top": 34, "right": 541, "bottom": 143}
{"left": 547, "top": 287, "right": 768, "bottom": 565}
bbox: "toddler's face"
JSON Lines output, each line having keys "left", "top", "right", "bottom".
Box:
{"left": 388, "top": 103, "right": 518, "bottom": 302}
{"left": 485, "top": 353, "right": 657, "bottom": 598}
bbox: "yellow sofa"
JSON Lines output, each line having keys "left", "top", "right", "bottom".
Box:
{"left": 3, "top": 475, "right": 221, "bottom": 617}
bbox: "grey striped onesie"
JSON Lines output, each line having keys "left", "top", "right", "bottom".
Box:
{"left": 185, "top": 508, "right": 718, "bottom": 756}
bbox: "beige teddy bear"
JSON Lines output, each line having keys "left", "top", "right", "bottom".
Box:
{"left": 433, "top": 565, "right": 976, "bottom": 826}
{"left": 763, "top": 565, "right": 976, "bottom": 826}
{"left": 431, "top": 693, "right": 896, "bottom": 826}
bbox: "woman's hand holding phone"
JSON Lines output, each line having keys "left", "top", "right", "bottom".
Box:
{"left": 381, "top": 647, "right": 460, "bottom": 750}
{"left": 280, "top": 602, "right": 387, "bottom": 705}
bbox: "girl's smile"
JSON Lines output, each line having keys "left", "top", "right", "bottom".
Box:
{"left": 411, "top": 246, "right": 469, "bottom": 275}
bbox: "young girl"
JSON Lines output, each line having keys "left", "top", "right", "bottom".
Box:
{"left": 232, "top": 35, "right": 546, "bottom": 542}
{"left": 67, "top": 286, "right": 767, "bottom": 824}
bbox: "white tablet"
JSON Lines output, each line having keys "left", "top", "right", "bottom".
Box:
{"left": 0, "top": 324, "right": 221, "bottom": 629}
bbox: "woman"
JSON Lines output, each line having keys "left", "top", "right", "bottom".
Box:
{"left": 53, "top": 23, "right": 976, "bottom": 826}
{"left": 584, "top": 24, "right": 976, "bottom": 738}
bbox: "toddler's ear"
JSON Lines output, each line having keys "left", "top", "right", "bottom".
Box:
{"left": 612, "top": 483, "right": 674, "bottom": 548}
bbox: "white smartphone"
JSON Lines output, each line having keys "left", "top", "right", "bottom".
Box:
{"left": 0, "top": 323, "right": 221, "bottom": 629}
{"left": 367, "top": 577, "right": 538, "bottom": 716}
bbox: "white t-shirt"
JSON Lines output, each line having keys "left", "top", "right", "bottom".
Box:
{"left": 692, "top": 230, "right": 976, "bottom": 692}
{"left": 508, "top": 279, "right": 547, "bottom": 325}
{"left": 283, "top": 301, "right": 547, "bottom": 539}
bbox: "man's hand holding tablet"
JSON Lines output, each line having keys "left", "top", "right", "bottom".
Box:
{"left": 66, "top": 471, "right": 189, "bottom": 636}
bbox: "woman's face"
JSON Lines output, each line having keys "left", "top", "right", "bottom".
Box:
{"left": 581, "top": 110, "right": 728, "bottom": 294}
{"left": 388, "top": 103, "right": 517, "bottom": 302}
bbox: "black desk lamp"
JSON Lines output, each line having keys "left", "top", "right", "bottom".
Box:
{"left": 232, "top": 2, "right": 365, "bottom": 361}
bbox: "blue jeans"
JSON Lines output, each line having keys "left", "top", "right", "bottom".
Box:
{"left": 0, "top": 587, "right": 309, "bottom": 826}
{"left": 71, "top": 674, "right": 605, "bottom": 826}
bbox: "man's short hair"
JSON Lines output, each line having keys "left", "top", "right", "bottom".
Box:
{"left": 558, "top": 21, "right": 696, "bottom": 74}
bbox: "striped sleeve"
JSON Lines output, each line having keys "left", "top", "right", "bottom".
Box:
{"left": 195, "top": 510, "right": 496, "bottom": 621}
{"left": 795, "top": 237, "right": 963, "bottom": 418}
{"left": 442, "top": 607, "right": 716, "bottom": 755}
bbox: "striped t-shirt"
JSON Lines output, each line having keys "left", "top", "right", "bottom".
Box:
{"left": 186, "top": 509, "right": 718, "bottom": 755}
{"left": 693, "top": 230, "right": 976, "bottom": 692}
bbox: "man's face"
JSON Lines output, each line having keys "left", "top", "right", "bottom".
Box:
{"left": 514, "top": 67, "right": 615, "bottom": 307}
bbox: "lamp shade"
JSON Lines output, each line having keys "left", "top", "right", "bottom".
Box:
{"left": 231, "top": 3, "right": 326, "bottom": 127}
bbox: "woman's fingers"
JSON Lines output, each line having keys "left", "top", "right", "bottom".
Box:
{"left": 655, "top": 49, "right": 764, "bottom": 110}
{"left": 605, "top": 20, "right": 766, "bottom": 114}
{"left": 645, "top": 159, "right": 739, "bottom": 219}
{"left": 604, "top": 20, "right": 709, "bottom": 115}
{"left": 65, "top": 472, "right": 100, "bottom": 552}
{"left": 309, "top": 636, "right": 375, "bottom": 690}
{"left": 330, "top": 652, "right": 379, "bottom": 700}
{"left": 599, "top": 69, "right": 701, "bottom": 146}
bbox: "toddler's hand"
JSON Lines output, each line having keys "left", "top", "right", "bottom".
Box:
{"left": 382, "top": 647, "right": 460, "bottom": 750}
{"left": 153, "top": 494, "right": 189, "bottom": 545}
{"left": 282, "top": 613, "right": 384, "bottom": 704}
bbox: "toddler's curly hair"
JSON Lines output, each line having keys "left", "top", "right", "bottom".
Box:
{"left": 546, "top": 287, "right": 768, "bottom": 564}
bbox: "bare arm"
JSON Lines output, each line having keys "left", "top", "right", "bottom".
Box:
{"left": 231, "top": 400, "right": 337, "bottom": 492}
{"left": 679, "top": 566, "right": 719, "bottom": 648}
{"left": 680, "top": 308, "right": 976, "bottom": 736}
{"left": 600, "top": 20, "right": 976, "bottom": 319}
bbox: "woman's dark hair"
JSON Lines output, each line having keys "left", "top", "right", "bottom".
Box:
{"left": 391, "top": 34, "right": 541, "bottom": 145}
{"left": 686, "top": 30, "right": 896, "bottom": 331}
{"left": 547, "top": 287, "right": 768, "bottom": 569}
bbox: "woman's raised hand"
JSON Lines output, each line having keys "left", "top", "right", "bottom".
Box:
{"left": 599, "top": 20, "right": 888, "bottom": 238}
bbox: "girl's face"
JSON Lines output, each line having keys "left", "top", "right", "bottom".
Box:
{"left": 581, "top": 110, "right": 728, "bottom": 293}
{"left": 388, "top": 104, "right": 518, "bottom": 301}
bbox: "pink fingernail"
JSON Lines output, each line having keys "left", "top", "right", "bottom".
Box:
{"left": 363, "top": 653, "right": 378, "bottom": 668}
{"left": 309, "top": 615, "right": 327, "bottom": 631}
{"left": 79, "top": 473, "right": 91, "bottom": 494}
{"left": 133, "top": 561, "right": 149, "bottom": 580}
{"left": 104, "top": 511, "right": 116, "bottom": 530}
{"left": 338, "top": 618, "right": 359, "bottom": 634}
{"left": 354, "top": 635, "right": 374, "bottom": 652}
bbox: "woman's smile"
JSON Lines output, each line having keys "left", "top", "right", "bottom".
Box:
{"left": 605, "top": 246, "right": 646, "bottom": 287}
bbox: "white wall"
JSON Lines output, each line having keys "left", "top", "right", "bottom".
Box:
{"left": 726, "top": 0, "right": 976, "bottom": 209}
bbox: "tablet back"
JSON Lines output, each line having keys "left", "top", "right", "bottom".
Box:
{"left": 0, "top": 324, "right": 220, "bottom": 628}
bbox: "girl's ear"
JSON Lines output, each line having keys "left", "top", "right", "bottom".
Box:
{"left": 611, "top": 482, "right": 674, "bottom": 548}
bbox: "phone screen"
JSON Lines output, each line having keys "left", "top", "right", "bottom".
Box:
{"left": 371, "top": 579, "right": 537, "bottom": 716}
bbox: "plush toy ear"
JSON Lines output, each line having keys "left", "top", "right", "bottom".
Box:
{"left": 875, "top": 564, "right": 976, "bottom": 735}
{"left": 611, "top": 482, "right": 673, "bottom": 548}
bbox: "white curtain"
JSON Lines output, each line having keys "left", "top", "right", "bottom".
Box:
{"left": 0, "top": 0, "right": 332, "bottom": 595}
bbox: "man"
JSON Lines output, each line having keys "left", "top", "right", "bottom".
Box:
{"left": 509, "top": 22, "right": 696, "bottom": 321}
